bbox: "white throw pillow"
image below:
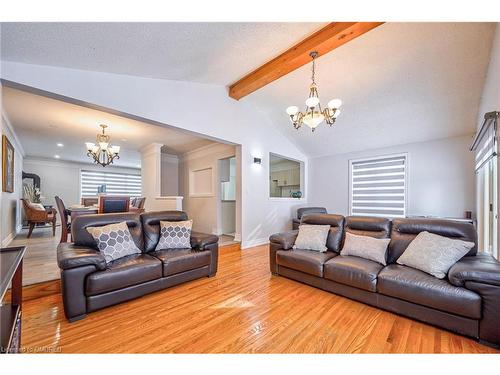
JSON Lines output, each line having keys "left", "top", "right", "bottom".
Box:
{"left": 155, "top": 220, "right": 193, "bottom": 250}
{"left": 397, "top": 231, "right": 475, "bottom": 279}
{"left": 29, "top": 202, "right": 46, "bottom": 211}
{"left": 340, "top": 232, "right": 390, "bottom": 265}
{"left": 293, "top": 224, "right": 330, "bottom": 252}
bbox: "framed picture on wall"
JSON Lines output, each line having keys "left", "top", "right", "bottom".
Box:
{"left": 2, "top": 134, "right": 15, "bottom": 193}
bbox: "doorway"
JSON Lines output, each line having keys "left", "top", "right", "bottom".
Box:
{"left": 218, "top": 156, "right": 237, "bottom": 245}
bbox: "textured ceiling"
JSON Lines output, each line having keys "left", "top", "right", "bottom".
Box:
{"left": 0, "top": 22, "right": 324, "bottom": 84}
{"left": 1, "top": 86, "right": 216, "bottom": 167}
{"left": 1, "top": 22, "right": 495, "bottom": 158}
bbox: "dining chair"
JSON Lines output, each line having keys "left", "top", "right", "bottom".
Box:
{"left": 129, "top": 197, "right": 146, "bottom": 213}
{"left": 55, "top": 196, "right": 71, "bottom": 243}
{"left": 81, "top": 197, "right": 98, "bottom": 207}
{"left": 98, "top": 196, "right": 130, "bottom": 214}
{"left": 21, "top": 199, "right": 57, "bottom": 238}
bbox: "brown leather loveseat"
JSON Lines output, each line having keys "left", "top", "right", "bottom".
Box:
{"left": 57, "top": 211, "right": 218, "bottom": 322}
{"left": 270, "top": 214, "right": 500, "bottom": 348}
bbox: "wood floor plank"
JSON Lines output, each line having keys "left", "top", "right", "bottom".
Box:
{"left": 20, "top": 244, "right": 498, "bottom": 353}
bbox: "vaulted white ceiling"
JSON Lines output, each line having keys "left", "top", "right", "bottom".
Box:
{"left": 1, "top": 22, "right": 495, "bottom": 158}
{"left": 247, "top": 23, "right": 496, "bottom": 157}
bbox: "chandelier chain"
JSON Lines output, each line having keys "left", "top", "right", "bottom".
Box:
{"left": 311, "top": 55, "right": 316, "bottom": 85}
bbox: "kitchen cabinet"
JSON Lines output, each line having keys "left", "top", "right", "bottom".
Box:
{"left": 271, "top": 168, "right": 300, "bottom": 187}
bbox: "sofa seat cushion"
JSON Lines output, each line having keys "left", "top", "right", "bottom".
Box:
{"left": 324, "top": 256, "right": 384, "bottom": 292}
{"left": 151, "top": 248, "right": 211, "bottom": 277}
{"left": 86, "top": 254, "right": 162, "bottom": 296}
{"left": 276, "top": 249, "right": 337, "bottom": 277}
{"left": 377, "top": 264, "right": 481, "bottom": 319}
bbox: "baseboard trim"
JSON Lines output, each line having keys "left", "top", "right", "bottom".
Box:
{"left": 241, "top": 237, "right": 269, "bottom": 249}
{"left": 1, "top": 231, "right": 16, "bottom": 248}
{"left": 2, "top": 224, "right": 22, "bottom": 247}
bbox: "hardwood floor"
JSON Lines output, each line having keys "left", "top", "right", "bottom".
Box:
{"left": 9, "top": 225, "right": 61, "bottom": 286}
{"left": 20, "top": 244, "right": 498, "bottom": 353}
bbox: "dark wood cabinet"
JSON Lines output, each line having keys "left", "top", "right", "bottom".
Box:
{"left": 0, "top": 246, "right": 26, "bottom": 354}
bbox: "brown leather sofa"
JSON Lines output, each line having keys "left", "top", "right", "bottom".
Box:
{"left": 57, "top": 211, "right": 218, "bottom": 322}
{"left": 292, "top": 207, "right": 328, "bottom": 230}
{"left": 270, "top": 214, "right": 500, "bottom": 349}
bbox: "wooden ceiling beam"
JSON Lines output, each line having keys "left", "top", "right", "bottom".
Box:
{"left": 228, "top": 22, "right": 384, "bottom": 100}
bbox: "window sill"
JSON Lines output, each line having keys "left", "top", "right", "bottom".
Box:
{"left": 269, "top": 197, "right": 306, "bottom": 202}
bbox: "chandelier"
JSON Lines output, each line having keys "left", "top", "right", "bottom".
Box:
{"left": 286, "top": 51, "right": 342, "bottom": 132}
{"left": 85, "top": 124, "right": 120, "bottom": 167}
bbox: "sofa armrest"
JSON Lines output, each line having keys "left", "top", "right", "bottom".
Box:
{"left": 448, "top": 253, "right": 500, "bottom": 347}
{"left": 191, "top": 231, "right": 219, "bottom": 250}
{"left": 269, "top": 230, "right": 298, "bottom": 250}
{"left": 448, "top": 253, "right": 500, "bottom": 287}
{"left": 269, "top": 230, "right": 298, "bottom": 275}
{"left": 57, "top": 243, "right": 107, "bottom": 271}
{"left": 190, "top": 231, "right": 219, "bottom": 276}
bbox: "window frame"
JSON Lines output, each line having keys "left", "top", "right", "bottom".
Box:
{"left": 348, "top": 152, "right": 409, "bottom": 218}
{"left": 268, "top": 152, "right": 306, "bottom": 201}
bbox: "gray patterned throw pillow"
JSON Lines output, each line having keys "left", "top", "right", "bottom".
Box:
{"left": 340, "top": 232, "right": 390, "bottom": 265}
{"left": 293, "top": 224, "right": 330, "bottom": 252}
{"left": 155, "top": 220, "right": 193, "bottom": 250}
{"left": 87, "top": 221, "right": 141, "bottom": 263}
{"left": 397, "top": 231, "right": 474, "bottom": 279}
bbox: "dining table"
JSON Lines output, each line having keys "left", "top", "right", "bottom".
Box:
{"left": 66, "top": 206, "right": 99, "bottom": 221}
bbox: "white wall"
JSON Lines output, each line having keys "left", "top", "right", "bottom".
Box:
{"left": 179, "top": 143, "right": 236, "bottom": 235}
{"left": 140, "top": 143, "right": 162, "bottom": 211}
{"left": 478, "top": 24, "right": 500, "bottom": 118}
{"left": 1, "top": 112, "right": 25, "bottom": 246}
{"left": 23, "top": 157, "right": 140, "bottom": 208}
{"left": 308, "top": 135, "right": 475, "bottom": 219}
{"left": 161, "top": 152, "right": 179, "bottom": 196}
{"left": 0, "top": 62, "right": 309, "bottom": 248}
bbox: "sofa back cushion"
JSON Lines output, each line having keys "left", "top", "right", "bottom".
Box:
{"left": 297, "top": 207, "right": 327, "bottom": 220}
{"left": 72, "top": 212, "right": 143, "bottom": 251}
{"left": 300, "top": 214, "right": 345, "bottom": 253}
{"left": 388, "top": 218, "right": 477, "bottom": 264}
{"left": 141, "top": 211, "right": 189, "bottom": 252}
{"left": 344, "top": 216, "right": 391, "bottom": 239}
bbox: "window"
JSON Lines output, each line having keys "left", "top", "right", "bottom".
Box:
{"left": 472, "top": 111, "right": 498, "bottom": 259}
{"left": 80, "top": 170, "right": 142, "bottom": 197}
{"left": 269, "top": 153, "right": 304, "bottom": 198}
{"left": 349, "top": 154, "right": 407, "bottom": 218}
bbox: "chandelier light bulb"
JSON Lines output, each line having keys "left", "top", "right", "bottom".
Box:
{"left": 333, "top": 109, "right": 341, "bottom": 118}
{"left": 99, "top": 142, "right": 109, "bottom": 150}
{"left": 305, "top": 96, "right": 319, "bottom": 108}
{"left": 303, "top": 113, "right": 325, "bottom": 129}
{"left": 85, "top": 142, "right": 95, "bottom": 151}
{"left": 328, "top": 99, "right": 342, "bottom": 109}
{"left": 109, "top": 145, "right": 120, "bottom": 154}
{"left": 286, "top": 106, "right": 299, "bottom": 116}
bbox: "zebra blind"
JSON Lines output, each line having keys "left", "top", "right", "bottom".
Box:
{"left": 80, "top": 170, "right": 142, "bottom": 198}
{"left": 350, "top": 154, "right": 407, "bottom": 218}
{"left": 470, "top": 112, "right": 498, "bottom": 172}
